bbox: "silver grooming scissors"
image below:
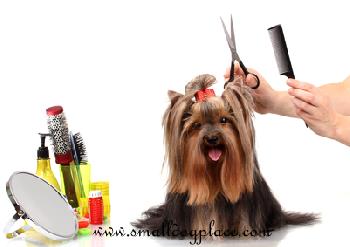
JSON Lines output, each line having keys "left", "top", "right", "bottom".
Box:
{"left": 221, "top": 15, "right": 260, "bottom": 89}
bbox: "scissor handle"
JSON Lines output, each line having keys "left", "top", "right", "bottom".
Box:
{"left": 226, "top": 60, "right": 260, "bottom": 89}
{"left": 250, "top": 73, "right": 260, "bottom": 89}
{"left": 239, "top": 60, "right": 249, "bottom": 76}
{"left": 228, "top": 60, "right": 235, "bottom": 82}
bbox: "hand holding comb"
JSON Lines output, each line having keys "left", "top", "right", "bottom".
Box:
{"left": 268, "top": 25, "right": 308, "bottom": 128}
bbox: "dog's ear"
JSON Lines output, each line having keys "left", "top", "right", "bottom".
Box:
{"left": 168, "top": 90, "right": 183, "bottom": 108}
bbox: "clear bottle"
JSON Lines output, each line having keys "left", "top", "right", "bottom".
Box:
{"left": 36, "top": 133, "right": 61, "bottom": 191}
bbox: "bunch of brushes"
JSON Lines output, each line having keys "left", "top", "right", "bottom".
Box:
{"left": 46, "top": 106, "right": 91, "bottom": 214}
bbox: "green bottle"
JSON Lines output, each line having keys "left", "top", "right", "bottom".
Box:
{"left": 36, "top": 133, "right": 61, "bottom": 191}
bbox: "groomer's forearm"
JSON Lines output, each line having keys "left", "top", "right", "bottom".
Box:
{"left": 270, "top": 91, "right": 298, "bottom": 117}
{"left": 334, "top": 115, "right": 350, "bottom": 146}
{"left": 319, "top": 76, "right": 350, "bottom": 116}
{"left": 270, "top": 76, "right": 350, "bottom": 117}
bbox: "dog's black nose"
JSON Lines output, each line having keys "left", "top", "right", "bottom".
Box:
{"left": 204, "top": 135, "right": 219, "bottom": 145}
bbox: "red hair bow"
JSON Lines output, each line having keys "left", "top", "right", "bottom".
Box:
{"left": 195, "top": 89, "right": 215, "bottom": 102}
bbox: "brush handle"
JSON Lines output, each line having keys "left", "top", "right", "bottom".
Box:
{"left": 60, "top": 164, "right": 79, "bottom": 208}
{"left": 75, "top": 164, "right": 86, "bottom": 198}
{"left": 228, "top": 60, "right": 249, "bottom": 82}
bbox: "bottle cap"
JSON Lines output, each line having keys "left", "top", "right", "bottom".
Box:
{"left": 89, "top": 190, "right": 102, "bottom": 198}
{"left": 78, "top": 219, "right": 89, "bottom": 229}
{"left": 78, "top": 228, "right": 91, "bottom": 236}
{"left": 37, "top": 133, "right": 51, "bottom": 159}
{"left": 90, "top": 182, "right": 109, "bottom": 196}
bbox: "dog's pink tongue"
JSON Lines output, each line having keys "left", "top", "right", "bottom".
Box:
{"left": 208, "top": 149, "right": 222, "bottom": 161}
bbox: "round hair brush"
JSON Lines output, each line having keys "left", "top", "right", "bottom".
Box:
{"left": 47, "top": 106, "right": 79, "bottom": 208}
{"left": 71, "top": 132, "right": 91, "bottom": 217}
{"left": 70, "top": 132, "right": 90, "bottom": 198}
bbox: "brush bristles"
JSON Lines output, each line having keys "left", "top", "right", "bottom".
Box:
{"left": 47, "top": 112, "right": 71, "bottom": 155}
{"left": 73, "top": 132, "right": 88, "bottom": 164}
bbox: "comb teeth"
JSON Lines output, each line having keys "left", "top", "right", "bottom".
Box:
{"left": 268, "top": 24, "right": 295, "bottom": 79}
{"left": 47, "top": 107, "right": 73, "bottom": 164}
{"left": 73, "top": 132, "right": 88, "bottom": 164}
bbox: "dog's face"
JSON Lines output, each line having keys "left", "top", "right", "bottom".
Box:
{"left": 184, "top": 96, "right": 234, "bottom": 166}
{"left": 164, "top": 75, "right": 256, "bottom": 205}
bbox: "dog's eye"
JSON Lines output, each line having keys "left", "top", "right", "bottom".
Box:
{"left": 220, "top": 117, "right": 227, "bottom": 124}
{"left": 192, "top": 122, "right": 201, "bottom": 129}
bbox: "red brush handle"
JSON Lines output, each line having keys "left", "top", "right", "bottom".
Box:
{"left": 55, "top": 153, "right": 73, "bottom": 165}
{"left": 46, "top": 105, "right": 63, "bottom": 116}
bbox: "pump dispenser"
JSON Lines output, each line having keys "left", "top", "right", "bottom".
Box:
{"left": 36, "top": 133, "right": 61, "bottom": 191}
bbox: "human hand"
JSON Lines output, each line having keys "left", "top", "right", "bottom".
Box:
{"left": 287, "top": 79, "right": 340, "bottom": 139}
{"left": 224, "top": 62, "right": 278, "bottom": 114}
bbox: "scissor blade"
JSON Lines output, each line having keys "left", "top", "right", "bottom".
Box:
{"left": 220, "top": 17, "right": 240, "bottom": 61}
{"left": 230, "top": 15, "right": 237, "bottom": 52}
{"left": 220, "top": 17, "right": 235, "bottom": 52}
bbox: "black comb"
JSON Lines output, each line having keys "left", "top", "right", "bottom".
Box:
{"left": 268, "top": 25, "right": 295, "bottom": 79}
{"left": 268, "top": 25, "right": 308, "bottom": 128}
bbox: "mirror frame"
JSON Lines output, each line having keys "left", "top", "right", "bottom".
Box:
{"left": 6, "top": 171, "right": 78, "bottom": 240}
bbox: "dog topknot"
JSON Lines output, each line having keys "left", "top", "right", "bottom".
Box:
{"left": 185, "top": 74, "right": 216, "bottom": 95}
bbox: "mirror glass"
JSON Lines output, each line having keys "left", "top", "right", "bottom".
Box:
{"left": 7, "top": 172, "right": 78, "bottom": 240}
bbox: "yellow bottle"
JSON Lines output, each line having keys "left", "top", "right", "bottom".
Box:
{"left": 36, "top": 133, "right": 61, "bottom": 191}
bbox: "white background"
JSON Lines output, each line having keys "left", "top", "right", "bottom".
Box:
{"left": 1, "top": 0, "right": 350, "bottom": 246}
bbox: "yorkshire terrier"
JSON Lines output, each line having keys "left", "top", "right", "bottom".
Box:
{"left": 133, "top": 74, "right": 316, "bottom": 240}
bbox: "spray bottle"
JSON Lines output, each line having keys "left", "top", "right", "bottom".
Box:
{"left": 36, "top": 133, "right": 61, "bottom": 191}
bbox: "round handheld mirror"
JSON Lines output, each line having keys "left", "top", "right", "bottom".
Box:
{"left": 4, "top": 172, "right": 78, "bottom": 240}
